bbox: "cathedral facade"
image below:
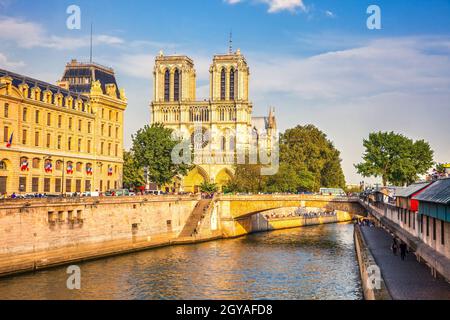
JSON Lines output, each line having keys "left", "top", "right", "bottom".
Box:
{"left": 150, "top": 49, "right": 276, "bottom": 193}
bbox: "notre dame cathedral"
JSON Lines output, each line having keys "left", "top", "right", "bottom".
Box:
{"left": 150, "top": 49, "right": 277, "bottom": 193}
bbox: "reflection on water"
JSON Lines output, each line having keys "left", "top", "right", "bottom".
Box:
{"left": 0, "top": 222, "right": 363, "bottom": 300}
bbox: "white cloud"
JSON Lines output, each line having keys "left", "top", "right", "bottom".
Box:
{"left": 325, "top": 10, "right": 335, "bottom": 18}
{"left": 225, "top": 0, "right": 306, "bottom": 13}
{"left": 244, "top": 36, "right": 450, "bottom": 183}
{"left": 0, "top": 52, "right": 25, "bottom": 69}
{"left": 0, "top": 16, "right": 124, "bottom": 50}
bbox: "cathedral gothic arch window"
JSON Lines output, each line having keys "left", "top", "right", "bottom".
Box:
{"left": 174, "top": 69, "right": 181, "bottom": 102}
{"left": 164, "top": 69, "right": 170, "bottom": 102}
{"left": 230, "top": 68, "right": 237, "bottom": 100}
{"left": 220, "top": 68, "right": 226, "bottom": 101}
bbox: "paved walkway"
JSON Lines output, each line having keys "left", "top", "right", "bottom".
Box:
{"left": 360, "top": 225, "right": 450, "bottom": 300}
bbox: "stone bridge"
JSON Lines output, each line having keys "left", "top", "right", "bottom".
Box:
{"left": 216, "top": 194, "right": 366, "bottom": 219}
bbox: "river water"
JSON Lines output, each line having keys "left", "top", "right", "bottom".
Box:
{"left": 0, "top": 222, "right": 363, "bottom": 300}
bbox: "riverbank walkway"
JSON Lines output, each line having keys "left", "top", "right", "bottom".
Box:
{"left": 360, "top": 225, "right": 450, "bottom": 300}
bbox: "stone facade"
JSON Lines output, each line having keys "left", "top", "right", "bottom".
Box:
{"left": 0, "top": 61, "right": 127, "bottom": 195}
{"left": 150, "top": 50, "right": 277, "bottom": 192}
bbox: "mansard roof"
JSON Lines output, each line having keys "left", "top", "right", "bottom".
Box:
{"left": 0, "top": 68, "right": 89, "bottom": 102}
{"left": 60, "top": 60, "right": 120, "bottom": 96}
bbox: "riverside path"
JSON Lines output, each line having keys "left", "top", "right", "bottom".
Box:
{"left": 360, "top": 225, "right": 450, "bottom": 300}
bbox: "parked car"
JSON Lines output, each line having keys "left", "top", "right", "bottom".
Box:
{"left": 106, "top": 189, "right": 130, "bottom": 197}
{"left": 145, "top": 190, "right": 165, "bottom": 196}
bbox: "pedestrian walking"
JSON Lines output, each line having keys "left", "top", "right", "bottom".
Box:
{"left": 400, "top": 242, "right": 407, "bottom": 260}
{"left": 391, "top": 238, "right": 398, "bottom": 256}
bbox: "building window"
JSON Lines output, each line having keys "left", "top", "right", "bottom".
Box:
{"left": 433, "top": 218, "right": 437, "bottom": 241}
{"left": 66, "top": 179, "right": 72, "bottom": 193}
{"left": 115, "top": 144, "right": 118, "bottom": 157}
{"left": 19, "top": 177, "right": 26, "bottom": 192}
{"left": 101, "top": 124, "right": 105, "bottom": 135}
{"left": 109, "top": 110, "right": 112, "bottom": 120}
{"left": 108, "top": 143, "right": 111, "bottom": 156}
{"left": 75, "top": 179, "right": 81, "bottom": 193}
{"left": 68, "top": 118, "right": 72, "bottom": 130}
{"left": 23, "top": 108, "right": 27, "bottom": 121}
{"left": 44, "top": 178, "right": 50, "bottom": 193}
{"left": 35, "top": 110, "right": 39, "bottom": 124}
{"left": 108, "top": 125, "right": 112, "bottom": 137}
{"left": 164, "top": 69, "right": 170, "bottom": 102}
{"left": 115, "top": 127, "right": 119, "bottom": 138}
{"left": 220, "top": 68, "right": 226, "bottom": 100}
{"left": 47, "top": 113, "right": 51, "bottom": 126}
{"left": 441, "top": 221, "right": 445, "bottom": 246}
{"left": 32, "top": 158, "right": 40, "bottom": 169}
{"left": 3, "top": 126, "right": 8, "bottom": 143}
{"left": 101, "top": 108, "right": 105, "bottom": 118}
{"left": 57, "top": 135, "right": 62, "bottom": 149}
{"left": 76, "top": 162, "right": 82, "bottom": 172}
{"left": 4, "top": 103, "right": 9, "bottom": 118}
{"left": 55, "top": 160, "right": 63, "bottom": 171}
{"left": 0, "top": 161, "right": 6, "bottom": 170}
{"left": 55, "top": 178, "right": 61, "bottom": 193}
{"left": 78, "top": 138, "right": 82, "bottom": 152}
{"left": 58, "top": 115, "right": 62, "bottom": 128}
{"left": 230, "top": 68, "right": 235, "bottom": 100}
{"left": 68, "top": 137, "right": 72, "bottom": 150}
{"left": 88, "top": 122, "right": 92, "bottom": 133}
{"left": 174, "top": 69, "right": 181, "bottom": 101}
{"left": 78, "top": 119, "right": 82, "bottom": 131}
{"left": 22, "top": 129, "right": 27, "bottom": 145}
{"left": 32, "top": 177, "right": 39, "bottom": 193}
{"left": 101, "top": 142, "right": 104, "bottom": 155}
{"left": 116, "top": 112, "right": 118, "bottom": 122}
{"left": 46, "top": 133, "right": 51, "bottom": 148}
{"left": 426, "top": 216, "right": 430, "bottom": 237}
{"left": 35, "top": 131, "right": 39, "bottom": 146}
{"left": 85, "top": 180, "right": 91, "bottom": 192}
{"left": 87, "top": 140, "right": 91, "bottom": 153}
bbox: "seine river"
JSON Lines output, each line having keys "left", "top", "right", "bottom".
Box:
{"left": 0, "top": 222, "right": 363, "bottom": 300}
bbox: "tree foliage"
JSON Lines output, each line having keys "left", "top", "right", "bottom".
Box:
{"left": 122, "top": 150, "right": 145, "bottom": 189}
{"left": 130, "top": 123, "right": 191, "bottom": 187}
{"left": 355, "top": 131, "right": 434, "bottom": 186}
{"left": 199, "top": 181, "right": 219, "bottom": 194}
{"left": 225, "top": 125, "right": 346, "bottom": 193}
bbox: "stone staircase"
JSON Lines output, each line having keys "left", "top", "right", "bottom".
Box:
{"left": 178, "top": 199, "right": 212, "bottom": 238}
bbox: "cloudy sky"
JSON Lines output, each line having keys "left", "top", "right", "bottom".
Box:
{"left": 1, "top": 0, "right": 449, "bottom": 184}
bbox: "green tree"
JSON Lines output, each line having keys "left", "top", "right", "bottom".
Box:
{"left": 280, "top": 125, "right": 346, "bottom": 191}
{"left": 131, "top": 123, "right": 191, "bottom": 187}
{"left": 225, "top": 125, "right": 345, "bottom": 193}
{"left": 226, "top": 163, "right": 268, "bottom": 194}
{"left": 355, "top": 131, "right": 434, "bottom": 186}
{"left": 265, "top": 163, "right": 303, "bottom": 193}
{"left": 199, "top": 181, "right": 218, "bottom": 193}
{"left": 122, "top": 150, "right": 145, "bottom": 189}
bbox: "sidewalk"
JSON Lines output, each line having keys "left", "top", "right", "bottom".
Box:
{"left": 360, "top": 225, "right": 450, "bottom": 300}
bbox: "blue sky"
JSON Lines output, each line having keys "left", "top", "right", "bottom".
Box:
{"left": 1, "top": 0, "right": 450, "bottom": 184}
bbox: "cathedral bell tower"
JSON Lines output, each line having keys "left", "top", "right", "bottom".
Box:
{"left": 209, "top": 49, "right": 250, "bottom": 102}
{"left": 153, "top": 51, "right": 196, "bottom": 103}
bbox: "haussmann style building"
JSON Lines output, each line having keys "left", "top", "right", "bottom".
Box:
{"left": 0, "top": 60, "right": 127, "bottom": 195}
{"left": 150, "top": 49, "right": 277, "bottom": 193}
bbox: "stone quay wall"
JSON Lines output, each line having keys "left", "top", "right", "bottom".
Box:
{"left": 0, "top": 195, "right": 358, "bottom": 277}
{"left": 0, "top": 196, "right": 203, "bottom": 255}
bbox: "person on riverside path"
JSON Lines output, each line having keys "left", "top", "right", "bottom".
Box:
{"left": 400, "top": 242, "right": 407, "bottom": 261}
{"left": 391, "top": 238, "right": 398, "bottom": 256}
